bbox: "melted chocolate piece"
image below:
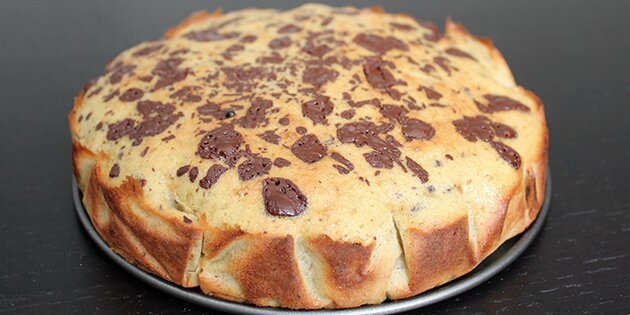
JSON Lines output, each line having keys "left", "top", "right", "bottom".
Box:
{"left": 102, "top": 89, "right": 120, "bottom": 102}
{"left": 183, "top": 216, "right": 192, "bottom": 224}
{"left": 129, "top": 101, "right": 183, "bottom": 145}
{"left": 278, "top": 24, "right": 302, "bottom": 33}
{"left": 390, "top": 22, "right": 415, "bottom": 31}
{"left": 405, "top": 157, "right": 429, "bottom": 183}
{"left": 108, "top": 63, "right": 136, "bottom": 84}
{"left": 262, "top": 178, "right": 307, "bottom": 217}
{"left": 452, "top": 115, "right": 495, "bottom": 142}
{"left": 402, "top": 118, "right": 436, "bottom": 141}
{"left": 353, "top": 33, "right": 408, "bottom": 54}
{"left": 151, "top": 58, "right": 190, "bottom": 90}
{"left": 133, "top": 44, "right": 163, "bottom": 57}
{"left": 238, "top": 156, "right": 272, "bottom": 181}
{"left": 197, "top": 102, "right": 238, "bottom": 121}
{"left": 109, "top": 164, "right": 120, "bottom": 178}
{"left": 258, "top": 130, "right": 281, "bottom": 144}
{"left": 331, "top": 152, "right": 354, "bottom": 175}
{"left": 363, "top": 57, "right": 398, "bottom": 89}
{"left": 170, "top": 86, "right": 202, "bottom": 103}
{"left": 337, "top": 121, "right": 402, "bottom": 169}
{"left": 176, "top": 165, "right": 190, "bottom": 177}
{"left": 303, "top": 43, "right": 331, "bottom": 58}
{"left": 198, "top": 125, "right": 244, "bottom": 167}
{"left": 269, "top": 36, "right": 292, "bottom": 49}
{"left": 184, "top": 28, "right": 240, "bottom": 42}
{"left": 240, "top": 35, "right": 258, "bottom": 43}
{"left": 302, "top": 95, "right": 334, "bottom": 125}
{"left": 340, "top": 109, "right": 355, "bottom": 120}
{"left": 445, "top": 154, "right": 454, "bottom": 160}
{"left": 380, "top": 104, "right": 408, "bottom": 123}
{"left": 419, "top": 21, "right": 441, "bottom": 42}
{"left": 107, "top": 119, "right": 134, "bottom": 141}
{"left": 296, "top": 126, "right": 307, "bottom": 135}
{"left": 239, "top": 99, "right": 273, "bottom": 128}
{"left": 302, "top": 66, "right": 339, "bottom": 90}
{"left": 492, "top": 122, "right": 517, "bottom": 139}
{"left": 189, "top": 166, "right": 199, "bottom": 182}
{"left": 279, "top": 116, "right": 290, "bottom": 126}
{"left": 491, "top": 141, "right": 521, "bottom": 169}
{"left": 199, "top": 164, "right": 228, "bottom": 189}
{"left": 419, "top": 86, "right": 442, "bottom": 100}
{"left": 476, "top": 94, "right": 530, "bottom": 113}
{"left": 433, "top": 57, "right": 453, "bottom": 75}
{"left": 446, "top": 48, "right": 477, "bottom": 61}
{"left": 291, "top": 134, "right": 327, "bottom": 163}
{"left": 273, "top": 157, "right": 291, "bottom": 168}
{"left": 119, "top": 88, "right": 144, "bottom": 102}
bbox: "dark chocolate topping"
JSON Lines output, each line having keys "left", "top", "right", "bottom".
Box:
{"left": 188, "top": 166, "right": 199, "bottom": 182}
{"left": 291, "top": 134, "right": 327, "bottom": 163}
{"left": 176, "top": 165, "right": 190, "bottom": 177}
{"left": 302, "top": 66, "right": 339, "bottom": 90}
{"left": 296, "top": 126, "right": 307, "bottom": 135}
{"left": 491, "top": 141, "right": 521, "bottom": 169}
{"left": 337, "top": 121, "right": 402, "bottom": 169}
{"left": 107, "top": 119, "right": 134, "bottom": 141}
{"left": 446, "top": 48, "right": 477, "bottom": 61}
{"left": 340, "top": 109, "right": 355, "bottom": 120}
{"left": 302, "top": 95, "right": 334, "bottom": 125}
{"left": 405, "top": 157, "right": 429, "bottom": 183}
{"left": 331, "top": 152, "right": 354, "bottom": 174}
{"left": 262, "top": 177, "right": 307, "bottom": 217}
{"left": 363, "top": 57, "right": 398, "bottom": 89}
{"left": 239, "top": 99, "right": 273, "bottom": 129}
{"left": 476, "top": 94, "right": 530, "bottom": 113}
{"left": 238, "top": 156, "right": 272, "bottom": 181}
{"left": 269, "top": 36, "right": 292, "bottom": 49}
{"left": 151, "top": 58, "right": 190, "bottom": 90}
{"left": 133, "top": 44, "right": 163, "bottom": 57}
{"left": 402, "top": 118, "right": 436, "bottom": 141}
{"left": 353, "top": 33, "right": 408, "bottom": 54}
{"left": 184, "top": 28, "right": 240, "bottom": 42}
{"left": 109, "top": 164, "right": 120, "bottom": 178}
{"left": 419, "top": 86, "right": 442, "bottom": 100}
{"left": 453, "top": 115, "right": 496, "bottom": 142}
{"left": 119, "top": 88, "right": 144, "bottom": 102}
{"left": 278, "top": 24, "right": 302, "bottom": 33}
{"left": 170, "top": 86, "right": 202, "bottom": 103}
{"left": 199, "top": 164, "right": 228, "bottom": 189}
{"left": 258, "top": 130, "right": 281, "bottom": 144}
{"left": 273, "top": 157, "right": 291, "bottom": 168}
{"left": 198, "top": 125, "right": 244, "bottom": 167}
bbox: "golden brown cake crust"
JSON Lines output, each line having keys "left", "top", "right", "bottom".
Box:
{"left": 69, "top": 3, "right": 548, "bottom": 309}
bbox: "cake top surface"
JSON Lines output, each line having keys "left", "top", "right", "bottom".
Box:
{"left": 70, "top": 3, "right": 546, "bottom": 243}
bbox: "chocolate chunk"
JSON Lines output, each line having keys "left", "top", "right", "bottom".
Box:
{"left": 133, "top": 44, "right": 163, "bottom": 57}
{"left": 390, "top": 22, "right": 415, "bottom": 31}
{"left": 198, "top": 125, "right": 244, "bottom": 167}
{"left": 296, "top": 126, "right": 307, "bottom": 135}
{"left": 433, "top": 57, "right": 453, "bottom": 75}
{"left": 262, "top": 178, "right": 307, "bottom": 217}
{"left": 258, "top": 130, "right": 281, "bottom": 144}
{"left": 197, "top": 102, "right": 237, "bottom": 121}
{"left": 189, "top": 166, "right": 199, "bottom": 182}
{"left": 279, "top": 116, "right": 290, "bottom": 125}
{"left": 419, "top": 21, "right": 441, "bottom": 42}
{"left": 331, "top": 152, "right": 354, "bottom": 175}
{"left": 303, "top": 43, "right": 331, "bottom": 58}
{"left": 170, "top": 86, "right": 202, "bottom": 103}
{"left": 238, "top": 156, "right": 272, "bottom": 181}
{"left": 128, "top": 101, "right": 182, "bottom": 145}
{"left": 291, "top": 134, "right": 327, "bottom": 163}
{"left": 476, "top": 94, "right": 530, "bottom": 113}
{"left": 363, "top": 57, "right": 398, "bottom": 89}
{"left": 402, "top": 118, "right": 436, "bottom": 141}
{"left": 445, "top": 154, "right": 454, "bottom": 160}
{"left": 452, "top": 115, "right": 495, "bottom": 142}
{"left": 184, "top": 28, "right": 240, "bottom": 42}
{"left": 109, "top": 164, "right": 120, "bottom": 178}
{"left": 151, "top": 58, "right": 190, "bottom": 90}
{"left": 353, "top": 33, "right": 408, "bottom": 54}
{"left": 405, "top": 157, "right": 429, "bottom": 183}
{"left": 199, "top": 164, "right": 228, "bottom": 189}
{"left": 340, "top": 109, "right": 355, "bottom": 120}
{"left": 108, "top": 63, "right": 136, "bottom": 85}
{"left": 446, "top": 48, "right": 477, "bottom": 61}
{"left": 302, "top": 95, "right": 334, "bottom": 125}
{"left": 278, "top": 24, "right": 302, "bottom": 33}
{"left": 176, "top": 165, "right": 190, "bottom": 177}
{"left": 119, "top": 88, "right": 144, "bottom": 102}
{"left": 337, "top": 121, "right": 402, "bottom": 169}
{"left": 273, "top": 157, "right": 291, "bottom": 168}
{"left": 379, "top": 104, "right": 408, "bottom": 123}
{"left": 240, "top": 35, "right": 258, "bottom": 43}
{"left": 269, "top": 36, "right": 292, "bottom": 49}
{"left": 103, "top": 89, "right": 120, "bottom": 102}
{"left": 183, "top": 216, "right": 192, "bottom": 224}
{"left": 239, "top": 99, "right": 273, "bottom": 128}
{"left": 491, "top": 141, "right": 521, "bottom": 169}
{"left": 107, "top": 119, "right": 134, "bottom": 141}
{"left": 419, "top": 86, "right": 442, "bottom": 100}
{"left": 302, "top": 66, "right": 338, "bottom": 90}
{"left": 492, "top": 122, "right": 517, "bottom": 139}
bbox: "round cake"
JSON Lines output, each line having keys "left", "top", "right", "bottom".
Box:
{"left": 69, "top": 4, "right": 548, "bottom": 309}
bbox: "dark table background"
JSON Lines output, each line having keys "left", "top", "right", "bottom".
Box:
{"left": 1, "top": 1, "right": 629, "bottom": 314}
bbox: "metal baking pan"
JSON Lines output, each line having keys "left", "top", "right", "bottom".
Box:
{"left": 73, "top": 172, "right": 551, "bottom": 314}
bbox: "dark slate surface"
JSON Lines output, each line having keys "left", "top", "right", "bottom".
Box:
{"left": 0, "top": 1, "right": 628, "bottom": 314}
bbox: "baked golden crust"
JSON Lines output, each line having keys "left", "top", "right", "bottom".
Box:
{"left": 69, "top": 3, "right": 548, "bottom": 309}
